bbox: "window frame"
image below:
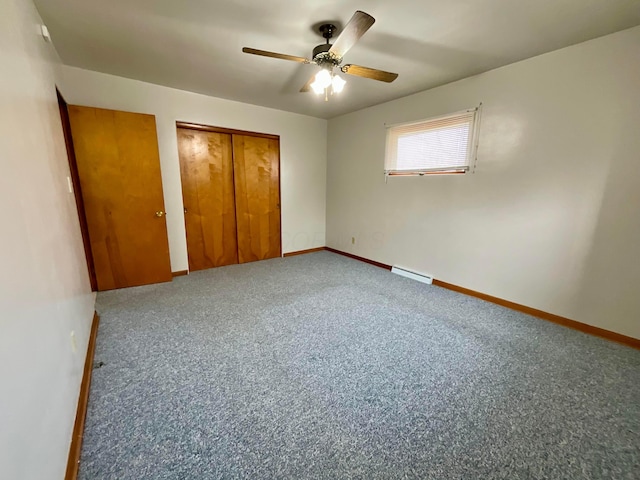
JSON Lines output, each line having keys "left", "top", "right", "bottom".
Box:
{"left": 384, "top": 105, "right": 482, "bottom": 177}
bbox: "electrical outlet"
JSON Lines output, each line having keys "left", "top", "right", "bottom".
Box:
{"left": 70, "top": 331, "right": 77, "bottom": 353}
{"left": 351, "top": 237, "right": 355, "bottom": 245}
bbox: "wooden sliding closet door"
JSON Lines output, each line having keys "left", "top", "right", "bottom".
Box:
{"left": 67, "top": 106, "right": 172, "bottom": 291}
{"left": 232, "top": 135, "right": 281, "bottom": 263}
{"left": 177, "top": 128, "right": 238, "bottom": 270}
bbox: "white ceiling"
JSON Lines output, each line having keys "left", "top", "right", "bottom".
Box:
{"left": 34, "top": 0, "right": 640, "bottom": 119}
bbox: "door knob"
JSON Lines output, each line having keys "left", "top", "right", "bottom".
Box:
{"left": 155, "top": 211, "right": 166, "bottom": 217}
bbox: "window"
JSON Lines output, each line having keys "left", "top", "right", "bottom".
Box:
{"left": 385, "top": 106, "right": 481, "bottom": 176}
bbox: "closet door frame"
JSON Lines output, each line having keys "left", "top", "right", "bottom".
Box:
{"left": 176, "top": 122, "right": 279, "bottom": 141}
{"left": 175, "top": 121, "right": 283, "bottom": 258}
{"left": 57, "top": 89, "right": 97, "bottom": 291}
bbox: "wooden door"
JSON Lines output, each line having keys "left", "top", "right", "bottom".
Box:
{"left": 232, "top": 134, "right": 281, "bottom": 263}
{"left": 177, "top": 128, "right": 238, "bottom": 270}
{"left": 67, "top": 106, "right": 172, "bottom": 290}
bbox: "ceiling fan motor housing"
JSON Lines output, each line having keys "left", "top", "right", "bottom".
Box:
{"left": 312, "top": 44, "right": 341, "bottom": 68}
{"left": 312, "top": 43, "right": 332, "bottom": 59}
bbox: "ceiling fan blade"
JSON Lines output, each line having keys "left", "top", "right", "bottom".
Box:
{"left": 300, "top": 74, "right": 316, "bottom": 93}
{"left": 328, "top": 11, "right": 375, "bottom": 59}
{"left": 341, "top": 64, "right": 398, "bottom": 83}
{"left": 242, "top": 47, "right": 311, "bottom": 64}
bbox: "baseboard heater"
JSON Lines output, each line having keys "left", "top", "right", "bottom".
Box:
{"left": 391, "top": 266, "right": 433, "bottom": 284}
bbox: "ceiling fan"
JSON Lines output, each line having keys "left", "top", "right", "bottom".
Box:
{"left": 242, "top": 11, "right": 398, "bottom": 100}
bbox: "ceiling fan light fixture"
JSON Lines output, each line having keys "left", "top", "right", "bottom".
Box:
{"left": 331, "top": 74, "right": 346, "bottom": 93}
{"left": 310, "top": 81, "right": 325, "bottom": 95}
{"left": 314, "top": 69, "right": 332, "bottom": 89}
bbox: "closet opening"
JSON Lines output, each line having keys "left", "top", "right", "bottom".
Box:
{"left": 176, "top": 122, "right": 282, "bottom": 272}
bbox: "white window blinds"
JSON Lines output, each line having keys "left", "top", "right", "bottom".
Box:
{"left": 385, "top": 107, "right": 479, "bottom": 175}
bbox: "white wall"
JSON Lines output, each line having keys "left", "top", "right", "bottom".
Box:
{"left": 327, "top": 26, "right": 640, "bottom": 340}
{"left": 57, "top": 66, "right": 328, "bottom": 272}
{"left": 0, "top": 1, "right": 96, "bottom": 478}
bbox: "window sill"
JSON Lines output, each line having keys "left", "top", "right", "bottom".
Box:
{"left": 387, "top": 169, "right": 467, "bottom": 177}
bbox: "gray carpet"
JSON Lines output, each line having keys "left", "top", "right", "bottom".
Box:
{"left": 80, "top": 251, "right": 640, "bottom": 479}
